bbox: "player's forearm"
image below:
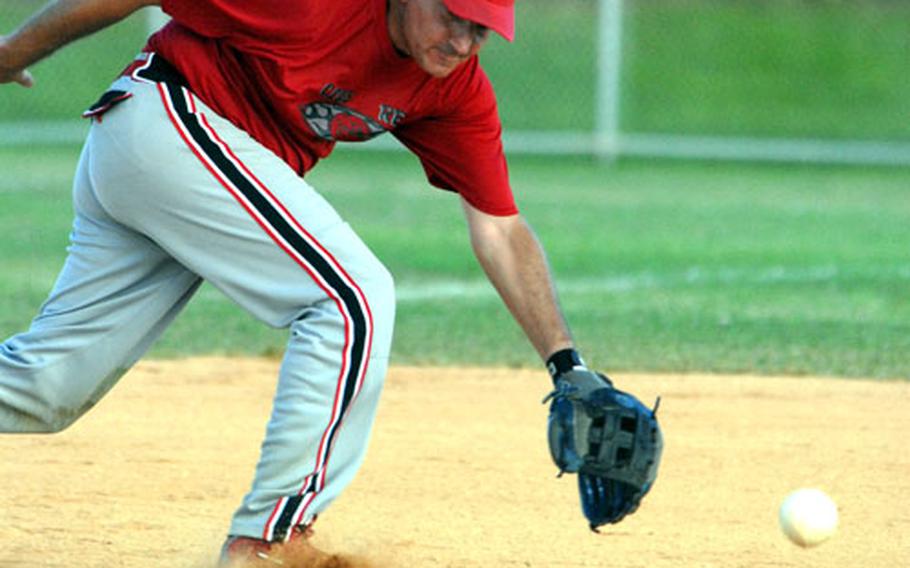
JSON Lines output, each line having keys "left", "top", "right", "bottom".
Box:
{"left": 0, "top": 0, "right": 158, "bottom": 77}
{"left": 462, "top": 201, "right": 574, "bottom": 361}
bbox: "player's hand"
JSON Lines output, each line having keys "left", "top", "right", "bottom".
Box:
{"left": 544, "top": 369, "right": 663, "bottom": 531}
{"left": 0, "top": 36, "right": 34, "bottom": 87}
{"left": 2, "top": 68, "right": 34, "bottom": 88}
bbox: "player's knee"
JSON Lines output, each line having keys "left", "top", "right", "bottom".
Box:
{"left": 0, "top": 376, "right": 93, "bottom": 434}
{"left": 35, "top": 412, "right": 79, "bottom": 434}
{"left": 360, "top": 260, "right": 396, "bottom": 341}
{"left": 367, "top": 262, "right": 395, "bottom": 311}
{"left": 0, "top": 403, "right": 80, "bottom": 434}
{"left": 27, "top": 393, "right": 87, "bottom": 433}
{"left": 1, "top": 340, "right": 106, "bottom": 433}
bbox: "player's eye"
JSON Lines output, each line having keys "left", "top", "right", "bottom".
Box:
{"left": 448, "top": 15, "right": 488, "bottom": 44}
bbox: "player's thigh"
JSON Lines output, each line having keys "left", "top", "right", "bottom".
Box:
{"left": 86, "top": 80, "right": 393, "bottom": 330}
{"left": 0, "top": 147, "right": 200, "bottom": 432}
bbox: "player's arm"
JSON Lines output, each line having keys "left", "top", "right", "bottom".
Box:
{"left": 463, "top": 197, "right": 664, "bottom": 531}
{"left": 460, "top": 197, "right": 575, "bottom": 361}
{"left": 0, "top": 0, "right": 159, "bottom": 87}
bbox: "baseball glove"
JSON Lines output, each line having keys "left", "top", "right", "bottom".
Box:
{"left": 544, "top": 370, "right": 663, "bottom": 531}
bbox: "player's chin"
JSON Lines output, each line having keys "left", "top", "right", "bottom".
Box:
{"left": 418, "top": 51, "right": 465, "bottom": 78}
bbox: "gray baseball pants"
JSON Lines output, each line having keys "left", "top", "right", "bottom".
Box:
{"left": 0, "top": 70, "right": 395, "bottom": 542}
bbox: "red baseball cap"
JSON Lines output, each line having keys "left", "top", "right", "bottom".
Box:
{"left": 442, "top": 0, "right": 516, "bottom": 42}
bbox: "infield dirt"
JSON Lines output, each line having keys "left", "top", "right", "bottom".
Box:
{"left": 1, "top": 358, "right": 907, "bottom": 567}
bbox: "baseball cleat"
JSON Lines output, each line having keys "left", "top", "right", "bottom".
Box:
{"left": 220, "top": 536, "right": 286, "bottom": 566}
{"left": 218, "top": 524, "right": 331, "bottom": 567}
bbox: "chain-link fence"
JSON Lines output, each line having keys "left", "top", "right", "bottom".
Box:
{"left": 3, "top": 0, "right": 910, "bottom": 163}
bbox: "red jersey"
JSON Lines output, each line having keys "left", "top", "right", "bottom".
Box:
{"left": 149, "top": 0, "right": 517, "bottom": 216}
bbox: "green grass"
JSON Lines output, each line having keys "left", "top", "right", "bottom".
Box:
{"left": 480, "top": 1, "right": 598, "bottom": 131}
{"left": 0, "top": 2, "right": 151, "bottom": 121}
{"left": 3, "top": 0, "right": 910, "bottom": 139}
{"left": 1, "top": 145, "right": 908, "bottom": 379}
{"left": 622, "top": 0, "right": 910, "bottom": 139}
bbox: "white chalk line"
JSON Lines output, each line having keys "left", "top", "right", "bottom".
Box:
{"left": 395, "top": 264, "right": 910, "bottom": 303}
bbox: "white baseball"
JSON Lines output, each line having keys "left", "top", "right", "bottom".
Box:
{"left": 778, "top": 488, "right": 838, "bottom": 547}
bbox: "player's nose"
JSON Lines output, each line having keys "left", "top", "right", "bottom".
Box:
{"left": 448, "top": 29, "right": 475, "bottom": 57}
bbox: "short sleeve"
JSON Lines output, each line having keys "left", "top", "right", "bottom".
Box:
{"left": 393, "top": 60, "right": 518, "bottom": 217}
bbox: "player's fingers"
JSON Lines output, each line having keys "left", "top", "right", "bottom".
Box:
{"left": 14, "top": 69, "right": 34, "bottom": 88}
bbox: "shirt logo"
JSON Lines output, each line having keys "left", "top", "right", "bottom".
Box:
{"left": 302, "top": 84, "right": 407, "bottom": 142}
{"left": 378, "top": 104, "right": 406, "bottom": 129}
{"left": 303, "top": 103, "right": 387, "bottom": 142}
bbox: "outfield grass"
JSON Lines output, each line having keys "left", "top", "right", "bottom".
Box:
{"left": 1, "top": 144, "right": 908, "bottom": 379}
{"left": 621, "top": 0, "right": 910, "bottom": 139}
{"left": 0, "top": 3, "right": 151, "bottom": 120}
{"left": 3, "top": 0, "right": 910, "bottom": 140}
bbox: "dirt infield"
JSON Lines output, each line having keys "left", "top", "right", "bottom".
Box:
{"left": 1, "top": 358, "right": 907, "bottom": 567}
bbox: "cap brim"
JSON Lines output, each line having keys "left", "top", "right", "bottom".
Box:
{"left": 443, "top": 0, "right": 515, "bottom": 42}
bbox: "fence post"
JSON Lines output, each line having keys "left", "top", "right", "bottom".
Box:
{"left": 596, "top": 0, "right": 623, "bottom": 161}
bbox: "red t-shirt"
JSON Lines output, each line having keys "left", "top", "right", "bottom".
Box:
{"left": 149, "top": 0, "right": 517, "bottom": 216}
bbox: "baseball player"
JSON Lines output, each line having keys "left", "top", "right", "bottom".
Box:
{"left": 0, "top": 0, "right": 661, "bottom": 565}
